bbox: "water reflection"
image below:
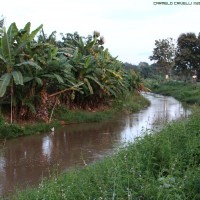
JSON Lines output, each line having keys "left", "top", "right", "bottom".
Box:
{"left": 42, "top": 136, "right": 53, "bottom": 162}
{"left": 0, "top": 93, "right": 191, "bottom": 197}
{"left": 120, "top": 93, "right": 190, "bottom": 142}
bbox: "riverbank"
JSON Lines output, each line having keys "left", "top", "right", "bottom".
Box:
{"left": 10, "top": 102, "right": 200, "bottom": 199}
{"left": 147, "top": 80, "right": 200, "bottom": 105}
{"left": 0, "top": 93, "right": 150, "bottom": 139}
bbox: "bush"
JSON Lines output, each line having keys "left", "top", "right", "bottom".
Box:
{"left": 0, "top": 123, "right": 24, "bottom": 139}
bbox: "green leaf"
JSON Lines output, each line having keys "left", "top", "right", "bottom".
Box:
{"left": 84, "top": 57, "right": 91, "bottom": 68}
{"left": 86, "top": 75, "right": 104, "bottom": 89}
{"left": 7, "top": 23, "right": 18, "bottom": 41}
{"left": 54, "top": 74, "right": 64, "bottom": 83}
{"left": 1, "top": 27, "right": 15, "bottom": 67}
{"left": 42, "top": 74, "right": 54, "bottom": 78}
{"left": 84, "top": 78, "right": 93, "bottom": 94}
{"left": 21, "top": 22, "right": 31, "bottom": 41}
{"left": 79, "top": 37, "right": 84, "bottom": 49}
{"left": 24, "top": 101, "right": 36, "bottom": 114}
{"left": 73, "top": 48, "right": 79, "bottom": 59}
{"left": 14, "top": 41, "right": 28, "bottom": 55}
{"left": 35, "top": 77, "right": 43, "bottom": 85}
{"left": 105, "top": 86, "right": 117, "bottom": 97}
{"left": 0, "top": 54, "right": 6, "bottom": 63}
{"left": 11, "top": 71, "right": 23, "bottom": 85}
{"left": 23, "top": 77, "right": 34, "bottom": 83}
{"left": 86, "top": 39, "right": 96, "bottom": 49}
{"left": 0, "top": 73, "right": 11, "bottom": 97}
{"left": 29, "top": 24, "right": 43, "bottom": 41}
{"left": 15, "top": 61, "right": 42, "bottom": 70}
{"left": 23, "top": 22, "right": 31, "bottom": 32}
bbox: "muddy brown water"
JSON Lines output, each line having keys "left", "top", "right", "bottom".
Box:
{"left": 0, "top": 93, "right": 191, "bottom": 197}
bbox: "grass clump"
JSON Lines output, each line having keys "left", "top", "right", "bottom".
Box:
{"left": 23, "top": 121, "right": 60, "bottom": 136}
{"left": 54, "top": 107, "right": 115, "bottom": 123}
{"left": 11, "top": 108, "right": 200, "bottom": 200}
{"left": 114, "top": 92, "right": 150, "bottom": 113}
{"left": 0, "top": 116, "right": 24, "bottom": 139}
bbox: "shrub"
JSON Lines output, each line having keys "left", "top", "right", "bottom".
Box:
{"left": 0, "top": 123, "right": 24, "bottom": 139}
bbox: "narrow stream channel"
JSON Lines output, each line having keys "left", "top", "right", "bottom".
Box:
{"left": 0, "top": 93, "right": 191, "bottom": 197}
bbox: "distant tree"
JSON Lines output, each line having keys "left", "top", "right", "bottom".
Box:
{"left": 123, "top": 62, "right": 139, "bottom": 72}
{"left": 138, "top": 62, "right": 149, "bottom": 67}
{"left": 149, "top": 38, "right": 175, "bottom": 79}
{"left": 174, "top": 32, "right": 200, "bottom": 80}
{"left": 140, "top": 66, "right": 152, "bottom": 79}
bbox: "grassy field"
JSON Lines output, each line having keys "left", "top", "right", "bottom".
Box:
{"left": 10, "top": 107, "right": 200, "bottom": 199}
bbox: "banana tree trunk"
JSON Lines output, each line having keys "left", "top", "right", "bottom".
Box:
{"left": 10, "top": 81, "right": 13, "bottom": 124}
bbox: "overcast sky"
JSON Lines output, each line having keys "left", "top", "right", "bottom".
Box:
{"left": 1, "top": 0, "right": 200, "bottom": 65}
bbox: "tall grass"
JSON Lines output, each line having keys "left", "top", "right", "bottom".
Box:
{"left": 54, "top": 107, "right": 116, "bottom": 123}
{"left": 54, "top": 92, "right": 150, "bottom": 123}
{"left": 114, "top": 92, "right": 150, "bottom": 113}
{"left": 11, "top": 108, "right": 200, "bottom": 200}
{"left": 148, "top": 80, "right": 200, "bottom": 105}
{"left": 0, "top": 115, "right": 24, "bottom": 139}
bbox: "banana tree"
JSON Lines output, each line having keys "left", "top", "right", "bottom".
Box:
{"left": 62, "top": 33, "right": 122, "bottom": 107}
{"left": 0, "top": 22, "right": 42, "bottom": 123}
{"left": 20, "top": 34, "right": 82, "bottom": 120}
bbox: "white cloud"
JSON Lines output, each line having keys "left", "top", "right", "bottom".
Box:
{"left": 1, "top": 0, "right": 200, "bottom": 65}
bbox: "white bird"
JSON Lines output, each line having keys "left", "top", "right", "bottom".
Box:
{"left": 50, "top": 127, "right": 55, "bottom": 136}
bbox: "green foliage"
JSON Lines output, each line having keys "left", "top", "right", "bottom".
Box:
{"left": 54, "top": 94, "right": 149, "bottom": 124}
{"left": 150, "top": 32, "right": 200, "bottom": 81}
{"left": 0, "top": 22, "right": 144, "bottom": 123}
{"left": 56, "top": 108, "right": 115, "bottom": 123}
{"left": 0, "top": 92, "right": 149, "bottom": 139}
{"left": 0, "top": 114, "right": 4, "bottom": 125}
{"left": 0, "top": 22, "right": 43, "bottom": 123}
{"left": 114, "top": 92, "right": 150, "bottom": 112}
{"left": 12, "top": 108, "right": 200, "bottom": 200}
{"left": 0, "top": 73, "right": 11, "bottom": 97}
{"left": 149, "top": 80, "right": 200, "bottom": 106}
{"left": 149, "top": 38, "right": 175, "bottom": 75}
{"left": 174, "top": 32, "right": 200, "bottom": 80}
{"left": 23, "top": 121, "right": 59, "bottom": 136}
{"left": 0, "top": 123, "right": 24, "bottom": 138}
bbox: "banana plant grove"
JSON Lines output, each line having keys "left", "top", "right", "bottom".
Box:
{"left": 0, "top": 22, "right": 143, "bottom": 123}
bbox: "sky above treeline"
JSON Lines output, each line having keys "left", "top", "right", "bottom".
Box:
{"left": 1, "top": 0, "right": 200, "bottom": 65}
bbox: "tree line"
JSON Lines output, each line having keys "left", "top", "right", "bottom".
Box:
{"left": 149, "top": 33, "right": 200, "bottom": 81}
{"left": 0, "top": 22, "right": 144, "bottom": 123}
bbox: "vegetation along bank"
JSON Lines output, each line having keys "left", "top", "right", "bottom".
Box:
{"left": 4, "top": 79, "right": 199, "bottom": 199}
{"left": 0, "top": 22, "right": 148, "bottom": 139}
{"left": 10, "top": 103, "right": 200, "bottom": 199}
{"left": 147, "top": 80, "right": 200, "bottom": 106}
